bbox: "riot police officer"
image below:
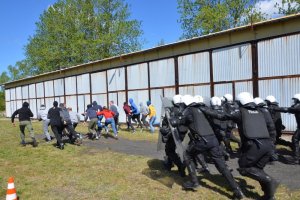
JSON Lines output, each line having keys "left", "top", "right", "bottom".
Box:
{"left": 254, "top": 97, "right": 277, "bottom": 162}
{"left": 203, "top": 92, "right": 278, "bottom": 200}
{"left": 222, "top": 94, "right": 241, "bottom": 153}
{"left": 160, "top": 95, "right": 186, "bottom": 176}
{"left": 265, "top": 95, "right": 291, "bottom": 148}
{"left": 171, "top": 95, "right": 244, "bottom": 199}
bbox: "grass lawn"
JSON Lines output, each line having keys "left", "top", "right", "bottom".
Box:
{"left": 0, "top": 119, "right": 300, "bottom": 199}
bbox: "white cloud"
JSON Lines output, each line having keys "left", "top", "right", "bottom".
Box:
{"left": 255, "top": 0, "right": 298, "bottom": 18}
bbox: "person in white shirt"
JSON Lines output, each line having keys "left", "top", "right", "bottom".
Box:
{"left": 37, "top": 104, "right": 52, "bottom": 141}
{"left": 68, "top": 107, "right": 81, "bottom": 130}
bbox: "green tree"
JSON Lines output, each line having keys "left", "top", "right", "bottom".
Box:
{"left": 177, "top": 0, "right": 268, "bottom": 38}
{"left": 25, "top": 0, "right": 143, "bottom": 74}
{"left": 275, "top": 0, "right": 300, "bottom": 15}
{"left": 0, "top": 71, "right": 11, "bottom": 111}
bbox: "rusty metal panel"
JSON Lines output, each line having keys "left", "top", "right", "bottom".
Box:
{"left": 65, "top": 77, "right": 77, "bottom": 95}
{"left": 44, "top": 80, "right": 54, "bottom": 97}
{"left": 16, "top": 87, "right": 22, "bottom": 100}
{"left": 164, "top": 88, "right": 176, "bottom": 98}
{"left": 29, "top": 84, "right": 36, "bottom": 98}
{"left": 179, "top": 85, "right": 210, "bottom": 97}
{"left": 118, "top": 92, "right": 126, "bottom": 123}
{"left": 178, "top": 52, "right": 210, "bottom": 84}
{"left": 54, "top": 79, "right": 64, "bottom": 96}
{"left": 128, "top": 90, "right": 149, "bottom": 108}
{"left": 77, "top": 95, "right": 90, "bottom": 120}
{"left": 10, "top": 101, "right": 16, "bottom": 115}
{"left": 10, "top": 88, "right": 16, "bottom": 100}
{"left": 127, "top": 63, "right": 148, "bottom": 90}
{"left": 150, "top": 89, "right": 163, "bottom": 122}
{"left": 92, "top": 94, "right": 107, "bottom": 108}
{"left": 235, "top": 81, "right": 253, "bottom": 97}
{"left": 108, "top": 92, "right": 117, "bottom": 104}
{"left": 107, "top": 67, "right": 125, "bottom": 92}
{"left": 258, "top": 34, "right": 300, "bottom": 77}
{"left": 214, "top": 83, "right": 233, "bottom": 97}
{"left": 45, "top": 98, "right": 55, "bottom": 111}
{"left": 5, "top": 89, "right": 10, "bottom": 101}
{"left": 77, "top": 74, "right": 90, "bottom": 94}
{"left": 91, "top": 72, "right": 107, "bottom": 94}
{"left": 16, "top": 100, "right": 22, "bottom": 110}
{"left": 66, "top": 96, "right": 77, "bottom": 113}
{"left": 150, "top": 58, "right": 175, "bottom": 87}
{"left": 36, "top": 83, "right": 44, "bottom": 98}
{"left": 29, "top": 99, "right": 37, "bottom": 118}
{"left": 213, "top": 44, "right": 252, "bottom": 81}
{"left": 22, "top": 86, "right": 29, "bottom": 99}
{"left": 258, "top": 78, "right": 300, "bottom": 131}
{"left": 6, "top": 102, "right": 11, "bottom": 117}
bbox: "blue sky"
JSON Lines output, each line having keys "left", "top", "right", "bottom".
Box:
{"left": 0, "top": 0, "right": 182, "bottom": 74}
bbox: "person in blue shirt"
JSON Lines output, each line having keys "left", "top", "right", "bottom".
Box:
{"left": 129, "top": 98, "right": 143, "bottom": 130}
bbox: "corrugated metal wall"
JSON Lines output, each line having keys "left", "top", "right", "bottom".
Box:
{"left": 5, "top": 32, "right": 300, "bottom": 131}
{"left": 213, "top": 44, "right": 252, "bottom": 82}
{"left": 258, "top": 34, "right": 300, "bottom": 77}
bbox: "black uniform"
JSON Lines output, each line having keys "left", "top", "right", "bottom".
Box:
{"left": 160, "top": 103, "right": 187, "bottom": 177}
{"left": 60, "top": 106, "right": 81, "bottom": 145}
{"left": 48, "top": 102, "right": 64, "bottom": 149}
{"left": 267, "top": 102, "right": 291, "bottom": 147}
{"left": 202, "top": 102, "right": 278, "bottom": 199}
{"left": 173, "top": 103, "right": 243, "bottom": 199}
{"left": 207, "top": 105, "right": 231, "bottom": 159}
{"left": 222, "top": 101, "right": 241, "bottom": 152}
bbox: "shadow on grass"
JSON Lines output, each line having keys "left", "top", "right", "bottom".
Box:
{"left": 143, "top": 159, "right": 262, "bottom": 199}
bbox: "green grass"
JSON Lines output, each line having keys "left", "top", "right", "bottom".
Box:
{"left": 0, "top": 119, "right": 299, "bottom": 199}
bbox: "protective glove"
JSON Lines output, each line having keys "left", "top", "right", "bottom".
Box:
{"left": 169, "top": 117, "right": 179, "bottom": 127}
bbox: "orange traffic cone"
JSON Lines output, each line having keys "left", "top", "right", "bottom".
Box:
{"left": 6, "top": 177, "right": 17, "bottom": 200}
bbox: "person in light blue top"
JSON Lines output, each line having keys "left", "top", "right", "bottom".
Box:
{"left": 129, "top": 98, "right": 143, "bottom": 130}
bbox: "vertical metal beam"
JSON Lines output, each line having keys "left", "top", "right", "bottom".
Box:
{"left": 43, "top": 82, "right": 46, "bottom": 105}
{"left": 106, "top": 70, "right": 109, "bottom": 107}
{"left": 89, "top": 73, "right": 92, "bottom": 104}
{"left": 251, "top": 42, "right": 259, "bottom": 97}
{"left": 147, "top": 62, "right": 151, "bottom": 100}
{"left": 63, "top": 78, "right": 66, "bottom": 105}
{"left": 125, "top": 66, "right": 128, "bottom": 102}
{"left": 232, "top": 82, "right": 236, "bottom": 100}
{"left": 174, "top": 56, "right": 179, "bottom": 94}
{"left": 209, "top": 50, "right": 214, "bottom": 97}
{"left": 75, "top": 76, "right": 78, "bottom": 112}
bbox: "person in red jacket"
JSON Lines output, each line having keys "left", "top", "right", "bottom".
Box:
{"left": 123, "top": 102, "right": 135, "bottom": 133}
{"left": 97, "top": 106, "right": 118, "bottom": 139}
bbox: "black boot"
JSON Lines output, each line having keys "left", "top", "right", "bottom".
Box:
{"left": 32, "top": 138, "right": 38, "bottom": 147}
{"left": 196, "top": 154, "right": 210, "bottom": 174}
{"left": 233, "top": 187, "right": 245, "bottom": 200}
{"left": 261, "top": 179, "right": 279, "bottom": 200}
{"left": 20, "top": 140, "right": 26, "bottom": 146}
{"left": 182, "top": 163, "right": 200, "bottom": 190}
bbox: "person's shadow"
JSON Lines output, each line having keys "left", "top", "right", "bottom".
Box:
{"left": 143, "top": 159, "right": 260, "bottom": 199}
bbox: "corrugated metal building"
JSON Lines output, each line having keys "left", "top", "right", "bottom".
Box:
{"left": 4, "top": 14, "right": 300, "bottom": 131}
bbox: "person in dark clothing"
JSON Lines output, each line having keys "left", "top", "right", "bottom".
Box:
{"left": 92, "top": 101, "right": 103, "bottom": 134}
{"left": 265, "top": 95, "right": 291, "bottom": 148}
{"left": 202, "top": 92, "right": 278, "bottom": 200}
{"left": 48, "top": 101, "right": 64, "bottom": 150}
{"left": 222, "top": 94, "right": 241, "bottom": 154}
{"left": 129, "top": 98, "right": 143, "bottom": 130}
{"left": 11, "top": 102, "right": 38, "bottom": 147}
{"left": 170, "top": 95, "right": 244, "bottom": 199}
{"left": 160, "top": 95, "right": 187, "bottom": 177}
{"left": 254, "top": 97, "right": 278, "bottom": 162}
{"left": 59, "top": 103, "right": 81, "bottom": 145}
{"left": 208, "top": 96, "right": 231, "bottom": 160}
{"left": 84, "top": 104, "right": 99, "bottom": 140}
{"left": 109, "top": 101, "right": 119, "bottom": 132}
{"left": 123, "top": 102, "right": 135, "bottom": 132}
{"left": 270, "top": 94, "right": 300, "bottom": 164}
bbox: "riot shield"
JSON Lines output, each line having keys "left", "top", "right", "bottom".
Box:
{"left": 158, "top": 96, "right": 185, "bottom": 162}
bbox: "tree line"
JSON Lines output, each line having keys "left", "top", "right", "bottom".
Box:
{"left": 0, "top": 0, "right": 299, "bottom": 110}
